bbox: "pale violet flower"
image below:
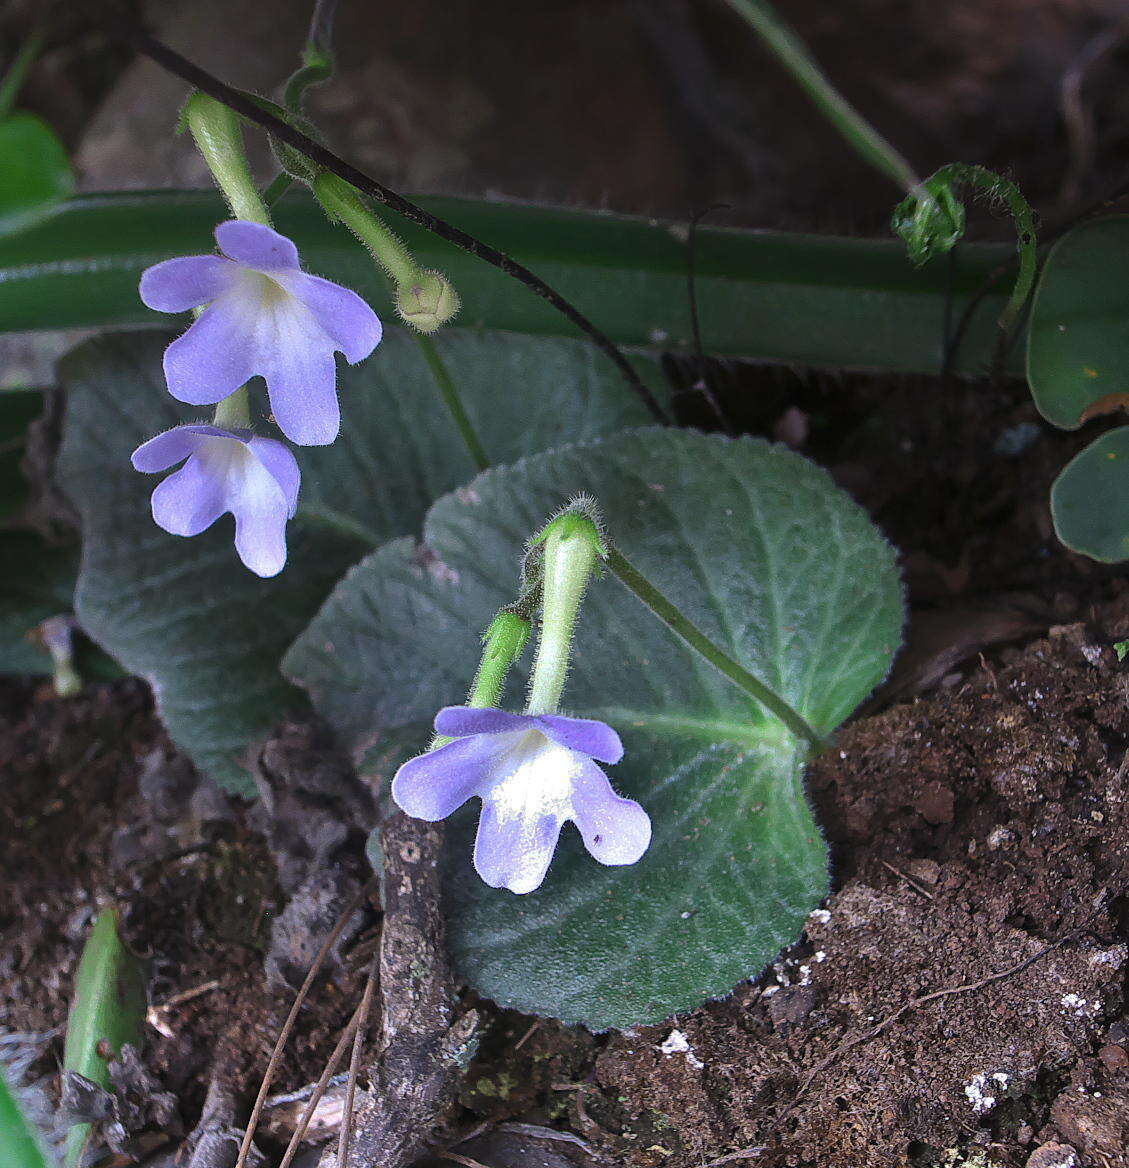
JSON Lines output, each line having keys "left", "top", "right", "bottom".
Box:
{"left": 131, "top": 424, "right": 299, "bottom": 578}
{"left": 139, "top": 221, "right": 382, "bottom": 446}
{"left": 392, "top": 707, "right": 651, "bottom": 894}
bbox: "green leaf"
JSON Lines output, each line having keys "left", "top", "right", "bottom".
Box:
{"left": 285, "top": 429, "right": 903, "bottom": 1028}
{"left": 0, "top": 533, "right": 78, "bottom": 676}
{"left": 0, "top": 113, "right": 73, "bottom": 238}
{"left": 0, "top": 191, "right": 1018, "bottom": 375}
{"left": 1051, "top": 426, "right": 1129, "bottom": 562}
{"left": 63, "top": 907, "right": 146, "bottom": 1167}
{"left": 0, "top": 1072, "right": 49, "bottom": 1168}
{"left": 55, "top": 328, "right": 661, "bottom": 792}
{"left": 1027, "top": 216, "right": 1129, "bottom": 430}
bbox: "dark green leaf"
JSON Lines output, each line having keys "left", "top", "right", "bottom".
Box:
{"left": 1027, "top": 216, "right": 1129, "bottom": 430}
{"left": 285, "top": 429, "right": 903, "bottom": 1027}
{"left": 0, "top": 191, "right": 1017, "bottom": 374}
{"left": 56, "top": 328, "right": 661, "bottom": 792}
{"left": 1051, "top": 426, "right": 1129, "bottom": 562}
{"left": 0, "top": 113, "right": 73, "bottom": 237}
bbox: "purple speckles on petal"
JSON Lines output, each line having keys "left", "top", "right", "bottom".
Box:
{"left": 392, "top": 709, "right": 651, "bottom": 894}
{"left": 131, "top": 424, "right": 300, "bottom": 578}
{"left": 139, "top": 220, "right": 383, "bottom": 446}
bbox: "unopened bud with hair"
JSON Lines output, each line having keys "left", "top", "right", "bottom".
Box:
{"left": 395, "top": 269, "right": 460, "bottom": 333}
{"left": 312, "top": 171, "right": 460, "bottom": 334}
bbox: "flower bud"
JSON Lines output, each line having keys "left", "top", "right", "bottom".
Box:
{"left": 891, "top": 178, "right": 965, "bottom": 267}
{"left": 395, "top": 270, "right": 461, "bottom": 334}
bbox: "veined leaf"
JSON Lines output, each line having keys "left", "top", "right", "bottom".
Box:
{"left": 285, "top": 429, "right": 903, "bottom": 1027}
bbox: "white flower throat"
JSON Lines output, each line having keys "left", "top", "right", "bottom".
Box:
{"left": 488, "top": 731, "right": 581, "bottom": 823}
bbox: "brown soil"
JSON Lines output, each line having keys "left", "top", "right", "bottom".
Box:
{"left": 3, "top": 1, "right": 1129, "bottom": 1166}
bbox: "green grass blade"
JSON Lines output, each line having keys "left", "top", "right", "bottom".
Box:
{"left": 63, "top": 908, "right": 146, "bottom": 1167}
{"left": 0, "top": 1071, "right": 50, "bottom": 1168}
{"left": 0, "top": 190, "right": 1016, "bottom": 374}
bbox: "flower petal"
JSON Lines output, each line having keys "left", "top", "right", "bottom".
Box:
{"left": 272, "top": 271, "right": 383, "bottom": 363}
{"left": 537, "top": 714, "right": 624, "bottom": 764}
{"left": 262, "top": 326, "right": 340, "bottom": 446}
{"left": 569, "top": 757, "right": 651, "bottom": 867}
{"left": 163, "top": 297, "right": 259, "bottom": 405}
{"left": 131, "top": 427, "right": 207, "bottom": 473}
{"left": 392, "top": 732, "right": 518, "bottom": 819}
{"left": 433, "top": 706, "right": 532, "bottom": 739}
{"left": 150, "top": 456, "right": 227, "bottom": 537}
{"left": 139, "top": 255, "right": 236, "bottom": 313}
{"left": 215, "top": 220, "right": 300, "bottom": 271}
{"left": 222, "top": 446, "right": 292, "bottom": 577}
{"left": 474, "top": 798, "right": 563, "bottom": 894}
{"left": 247, "top": 436, "right": 300, "bottom": 516}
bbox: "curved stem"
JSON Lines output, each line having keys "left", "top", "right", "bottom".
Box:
{"left": 113, "top": 24, "right": 672, "bottom": 426}
{"left": 0, "top": 30, "right": 44, "bottom": 121}
{"left": 415, "top": 334, "right": 489, "bottom": 473}
{"left": 606, "top": 547, "right": 822, "bottom": 747}
{"left": 930, "top": 163, "right": 1038, "bottom": 335}
{"left": 723, "top": 0, "right": 920, "bottom": 195}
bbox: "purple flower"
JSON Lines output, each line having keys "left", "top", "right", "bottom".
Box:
{"left": 139, "top": 221, "right": 383, "bottom": 446}
{"left": 392, "top": 707, "right": 652, "bottom": 894}
{"left": 131, "top": 424, "right": 300, "bottom": 578}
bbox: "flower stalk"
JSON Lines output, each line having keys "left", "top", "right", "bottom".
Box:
{"left": 525, "top": 509, "right": 604, "bottom": 716}
{"left": 184, "top": 92, "right": 271, "bottom": 226}
{"left": 432, "top": 610, "right": 532, "bottom": 749}
{"left": 312, "top": 170, "right": 460, "bottom": 333}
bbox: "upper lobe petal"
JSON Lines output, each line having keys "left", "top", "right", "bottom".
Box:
{"left": 392, "top": 733, "right": 512, "bottom": 820}
{"left": 131, "top": 427, "right": 207, "bottom": 473}
{"left": 537, "top": 714, "right": 624, "bottom": 764}
{"left": 140, "top": 255, "right": 236, "bottom": 313}
{"left": 273, "top": 270, "right": 383, "bottom": 363}
{"left": 434, "top": 707, "right": 533, "bottom": 739}
{"left": 569, "top": 757, "right": 651, "bottom": 866}
{"left": 215, "top": 220, "right": 300, "bottom": 271}
{"left": 150, "top": 456, "right": 227, "bottom": 537}
{"left": 163, "top": 297, "right": 259, "bottom": 405}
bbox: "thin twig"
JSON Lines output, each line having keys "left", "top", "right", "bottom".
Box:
{"left": 336, "top": 953, "right": 379, "bottom": 1168}
{"left": 234, "top": 876, "right": 376, "bottom": 1168}
{"left": 686, "top": 204, "right": 735, "bottom": 435}
{"left": 107, "top": 22, "right": 671, "bottom": 426}
{"left": 279, "top": 1009, "right": 363, "bottom": 1168}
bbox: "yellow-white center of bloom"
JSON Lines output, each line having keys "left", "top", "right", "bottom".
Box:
{"left": 488, "top": 730, "right": 580, "bottom": 824}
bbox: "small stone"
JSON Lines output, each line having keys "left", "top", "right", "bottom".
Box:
{"left": 767, "top": 985, "right": 817, "bottom": 1030}
{"left": 915, "top": 781, "right": 955, "bottom": 825}
{"left": 1025, "top": 1143, "right": 1078, "bottom": 1168}
{"left": 1098, "top": 1043, "right": 1128, "bottom": 1071}
{"left": 987, "top": 825, "right": 1016, "bottom": 850}
{"left": 906, "top": 858, "right": 940, "bottom": 885}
